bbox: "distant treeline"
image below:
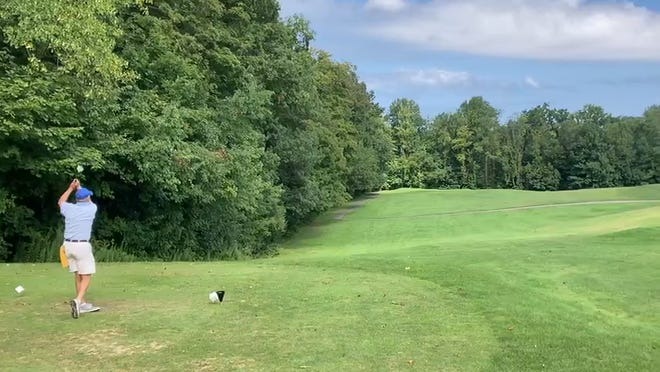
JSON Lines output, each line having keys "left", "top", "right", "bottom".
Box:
{"left": 387, "top": 98, "right": 658, "bottom": 192}
{"left": 0, "top": 1, "right": 657, "bottom": 262}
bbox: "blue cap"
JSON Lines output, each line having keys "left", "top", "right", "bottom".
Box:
{"left": 75, "top": 187, "right": 93, "bottom": 199}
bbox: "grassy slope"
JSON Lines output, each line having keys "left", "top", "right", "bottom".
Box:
{"left": 1, "top": 185, "right": 658, "bottom": 371}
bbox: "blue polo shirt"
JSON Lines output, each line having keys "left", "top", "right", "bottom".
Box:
{"left": 60, "top": 201, "right": 98, "bottom": 240}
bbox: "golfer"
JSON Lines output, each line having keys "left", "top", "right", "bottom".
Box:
{"left": 58, "top": 179, "right": 99, "bottom": 318}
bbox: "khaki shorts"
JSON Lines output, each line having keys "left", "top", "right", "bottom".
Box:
{"left": 64, "top": 242, "right": 96, "bottom": 275}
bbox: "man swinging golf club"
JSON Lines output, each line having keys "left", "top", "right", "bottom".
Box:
{"left": 58, "top": 179, "right": 100, "bottom": 318}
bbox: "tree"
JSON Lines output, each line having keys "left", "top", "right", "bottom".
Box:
{"left": 0, "top": 0, "right": 131, "bottom": 260}
{"left": 313, "top": 52, "right": 390, "bottom": 196}
{"left": 387, "top": 99, "right": 427, "bottom": 188}
{"left": 519, "top": 104, "right": 564, "bottom": 190}
{"left": 559, "top": 105, "right": 616, "bottom": 189}
{"left": 634, "top": 106, "right": 660, "bottom": 184}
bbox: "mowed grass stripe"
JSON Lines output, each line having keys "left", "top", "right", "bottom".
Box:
{"left": 285, "top": 202, "right": 659, "bottom": 255}
{"left": 353, "top": 184, "right": 660, "bottom": 219}
{"left": 354, "top": 199, "right": 660, "bottom": 221}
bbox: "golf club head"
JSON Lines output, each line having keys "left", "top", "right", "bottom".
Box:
{"left": 209, "top": 290, "right": 225, "bottom": 303}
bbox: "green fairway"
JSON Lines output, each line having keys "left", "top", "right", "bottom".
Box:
{"left": 1, "top": 185, "right": 659, "bottom": 371}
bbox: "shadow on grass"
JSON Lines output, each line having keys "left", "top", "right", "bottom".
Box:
{"left": 312, "top": 192, "right": 379, "bottom": 226}
{"left": 283, "top": 193, "right": 380, "bottom": 247}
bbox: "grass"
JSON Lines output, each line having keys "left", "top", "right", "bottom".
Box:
{"left": 1, "top": 185, "right": 659, "bottom": 371}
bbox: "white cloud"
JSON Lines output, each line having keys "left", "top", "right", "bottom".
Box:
{"left": 525, "top": 76, "right": 540, "bottom": 88}
{"left": 405, "top": 69, "right": 472, "bottom": 86}
{"left": 363, "top": 68, "right": 473, "bottom": 93}
{"left": 558, "top": 0, "right": 583, "bottom": 7}
{"left": 365, "top": 0, "right": 407, "bottom": 12}
{"left": 365, "top": 0, "right": 660, "bottom": 61}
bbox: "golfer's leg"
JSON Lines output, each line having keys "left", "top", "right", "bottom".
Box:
{"left": 75, "top": 274, "right": 92, "bottom": 303}
{"left": 75, "top": 274, "right": 87, "bottom": 303}
{"left": 75, "top": 243, "right": 96, "bottom": 304}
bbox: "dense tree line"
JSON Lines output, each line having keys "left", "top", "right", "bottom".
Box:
{"left": 0, "top": 1, "right": 657, "bottom": 262}
{"left": 386, "top": 97, "right": 658, "bottom": 191}
{"left": 0, "top": 0, "right": 390, "bottom": 261}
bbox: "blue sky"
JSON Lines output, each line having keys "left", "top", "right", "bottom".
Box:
{"left": 278, "top": 0, "right": 660, "bottom": 121}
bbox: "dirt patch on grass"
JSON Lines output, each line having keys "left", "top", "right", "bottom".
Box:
{"left": 190, "top": 356, "right": 257, "bottom": 371}
{"left": 64, "top": 328, "right": 168, "bottom": 358}
{"left": 192, "top": 357, "right": 219, "bottom": 371}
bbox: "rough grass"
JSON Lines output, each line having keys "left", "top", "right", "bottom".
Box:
{"left": 1, "top": 185, "right": 659, "bottom": 371}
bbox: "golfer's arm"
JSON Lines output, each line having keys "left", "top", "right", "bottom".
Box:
{"left": 58, "top": 187, "right": 74, "bottom": 207}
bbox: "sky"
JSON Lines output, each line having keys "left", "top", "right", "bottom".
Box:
{"left": 278, "top": 0, "right": 660, "bottom": 121}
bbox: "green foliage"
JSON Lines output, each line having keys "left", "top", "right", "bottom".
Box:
{"left": 0, "top": 1, "right": 657, "bottom": 262}
{"left": 92, "top": 239, "right": 141, "bottom": 262}
{"left": 414, "top": 100, "right": 657, "bottom": 192}
{"left": 0, "top": 190, "right": 31, "bottom": 261}
{"left": 0, "top": 0, "right": 389, "bottom": 262}
{"left": 386, "top": 98, "right": 427, "bottom": 188}
{"left": 313, "top": 52, "right": 391, "bottom": 196}
{"left": 11, "top": 226, "right": 61, "bottom": 263}
{"left": 0, "top": 0, "right": 134, "bottom": 86}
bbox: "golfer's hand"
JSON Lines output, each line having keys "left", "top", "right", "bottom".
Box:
{"left": 70, "top": 179, "right": 80, "bottom": 190}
